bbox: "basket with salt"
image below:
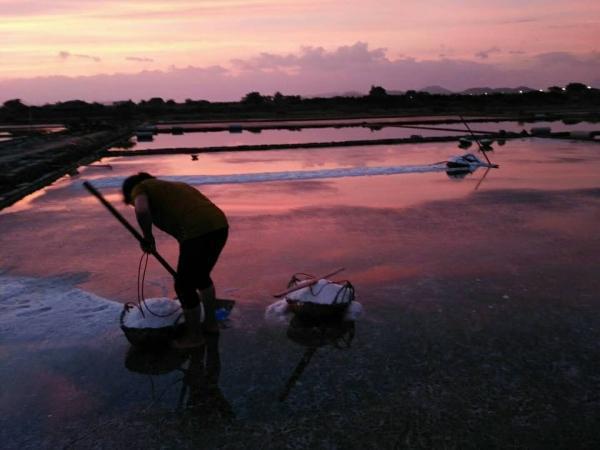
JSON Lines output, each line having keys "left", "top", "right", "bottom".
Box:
{"left": 120, "top": 298, "right": 184, "bottom": 347}
{"left": 284, "top": 273, "right": 355, "bottom": 320}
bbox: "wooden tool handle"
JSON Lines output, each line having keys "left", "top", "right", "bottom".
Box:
{"left": 83, "top": 180, "right": 177, "bottom": 277}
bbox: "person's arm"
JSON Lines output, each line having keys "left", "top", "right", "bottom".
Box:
{"left": 134, "top": 194, "right": 156, "bottom": 253}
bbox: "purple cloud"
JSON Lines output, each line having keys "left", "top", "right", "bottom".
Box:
{"left": 2, "top": 43, "right": 599, "bottom": 104}
{"left": 232, "top": 42, "right": 388, "bottom": 72}
{"left": 126, "top": 56, "right": 155, "bottom": 63}
{"left": 58, "top": 51, "right": 101, "bottom": 62}
{"left": 475, "top": 47, "right": 501, "bottom": 59}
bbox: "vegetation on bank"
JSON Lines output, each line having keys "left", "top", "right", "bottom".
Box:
{"left": 1, "top": 83, "right": 599, "bottom": 128}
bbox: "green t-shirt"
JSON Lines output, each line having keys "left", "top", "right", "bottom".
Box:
{"left": 131, "top": 179, "right": 228, "bottom": 242}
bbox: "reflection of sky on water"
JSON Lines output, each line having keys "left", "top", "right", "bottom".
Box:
{"left": 9, "top": 138, "right": 600, "bottom": 218}
{"left": 2, "top": 137, "right": 600, "bottom": 447}
{"left": 2, "top": 138, "right": 600, "bottom": 303}
{"left": 117, "top": 120, "right": 600, "bottom": 151}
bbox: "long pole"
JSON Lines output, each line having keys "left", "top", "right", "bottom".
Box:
{"left": 83, "top": 180, "right": 177, "bottom": 277}
{"left": 459, "top": 115, "right": 496, "bottom": 167}
{"left": 272, "top": 267, "right": 345, "bottom": 298}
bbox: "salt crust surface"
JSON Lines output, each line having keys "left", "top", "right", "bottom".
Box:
{"left": 0, "top": 274, "right": 121, "bottom": 345}
{"left": 122, "top": 298, "right": 182, "bottom": 329}
{"left": 87, "top": 163, "right": 450, "bottom": 189}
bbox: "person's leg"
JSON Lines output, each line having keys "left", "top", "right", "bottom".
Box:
{"left": 195, "top": 228, "right": 228, "bottom": 333}
{"left": 173, "top": 242, "right": 205, "bottom": 348}
{"left": 199, "top": 283, "right": 218, "bottom": 332}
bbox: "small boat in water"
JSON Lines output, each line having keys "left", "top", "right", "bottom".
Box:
{"left": 480, "top": 138, "right": 494, "bottom": 151}
{"left": 446, "top": 153, "right": 483, "bottom": 169}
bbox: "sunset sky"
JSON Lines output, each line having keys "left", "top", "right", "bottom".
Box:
{"left": 1, "top": 0, "right": 599, "bottom": 103}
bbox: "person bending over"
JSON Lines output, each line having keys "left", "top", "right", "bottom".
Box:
{"left": 122, "top": 172, "right": 228, "bottom": 348}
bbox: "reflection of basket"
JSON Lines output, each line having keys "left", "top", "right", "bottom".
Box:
{"left": 285, "top": 273, "right": 354, "bottom": 320}
{"left": 120, "top": 304, "right": 184, "bottom": 348}
{"left": 287, "top": 315, "right": 355, "bottom": 348}
{"left": 125, "top": 346, "right": 188, "bottom": 375}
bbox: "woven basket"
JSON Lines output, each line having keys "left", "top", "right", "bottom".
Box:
{"left": 120, "top": 304, "right": 184, "bottom": 348}
{"left": 286, "top": 301, "right": 350, "bottom": 320}
{"left": 285, "top": 275, "right": 354, "bottom": 320}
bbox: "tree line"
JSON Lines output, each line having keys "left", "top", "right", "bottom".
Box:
{"left": 1, "top": 82, "right": 598, "bottom": 128}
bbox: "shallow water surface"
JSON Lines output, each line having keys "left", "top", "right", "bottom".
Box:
{"left": 113, "top": 120, "right": 600, "bottom": 151}
{"left": 1, "top": 139, "right": 600, "bottom": 448}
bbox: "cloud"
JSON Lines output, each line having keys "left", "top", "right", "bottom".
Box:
{"left": 475, "top": 47, "right": 501, "bottom": 59}
{"left": 58, "top": 51, "right": 101, "bottom": 62}
{"left": 2, "top": 43, "right": 600, "bottom": 104}
{"left": 232, "top": 42, "right": 388, "bottom": 72}
{"left": 535, "top": 51, "right": 583, "bottom": 65}
{"left": 126, "top": 56, "right": 154, "bottom": 63}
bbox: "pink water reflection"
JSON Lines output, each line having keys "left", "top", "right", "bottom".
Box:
{"left": 2, "top": 139, "right": 600, "bottom": 306}
{"left": 118, "top": 120, "right": 600, "bottom": 151}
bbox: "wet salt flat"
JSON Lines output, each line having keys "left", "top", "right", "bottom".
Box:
{"left": 2, "top": 138, "right": 600, "bottom": 448}
{"left": 113, "top": 120, "right": 600, "bottom": 151}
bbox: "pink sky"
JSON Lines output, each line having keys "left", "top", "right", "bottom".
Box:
{"left": 1, "top": 0, "right": 599, "bottom": 103}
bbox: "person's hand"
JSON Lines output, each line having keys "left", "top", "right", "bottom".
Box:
{"left": 140, "top": 236, "right": 156, "bottom": 253}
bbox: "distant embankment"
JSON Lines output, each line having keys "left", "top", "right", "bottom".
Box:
{"left": 105, "top": 133, "right": 524, "bottom": 157}
{"left": 0, "top": 127, "right": 133, "bottom": 210}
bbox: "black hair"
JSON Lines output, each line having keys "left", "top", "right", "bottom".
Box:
{"left": 122, "top": 172, "right": 155, "bottom": 204}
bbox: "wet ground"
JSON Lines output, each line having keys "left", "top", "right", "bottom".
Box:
{"left": 1, "top": 138, "right": 600, "bottom": 448}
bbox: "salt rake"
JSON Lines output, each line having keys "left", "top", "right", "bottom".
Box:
{"left": 83, "top": 180, "right": 177, "bottom": 277}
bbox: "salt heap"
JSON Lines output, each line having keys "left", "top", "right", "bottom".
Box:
{"left": 122, "top": 298, "right": 183, "bottom": 329}
{"left": 286, "top": 279, "right": 353, "bottom": 305}
{"left": 265, "top": 279, "right": 363, "bottom": 323}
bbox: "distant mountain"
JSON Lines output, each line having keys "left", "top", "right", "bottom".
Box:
{"left": 310, "top": 90, "right": 365, "bottom": 98}
{"left": 460, "top": 86, "right": 536, "bottom": 95}
{"left": 419, "top": 85, "right": 453, "bottom": 95}
{"left": 310, "top": 85, "right": 542, "bottom": 98}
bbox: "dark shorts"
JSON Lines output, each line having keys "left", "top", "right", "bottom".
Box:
{"left": 175, "top": 227, "right": 228, "bottom": 309}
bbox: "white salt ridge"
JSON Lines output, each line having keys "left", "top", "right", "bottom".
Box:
{"left": 86, "top": 163, "right": 448, "bottom": 189}
{"left": 264, "top": 299, "right": 363, "bottom": 324}
{"left": 0, "top": 274, "right": 121, "bottom": 346}
{"left": 286, "top": 279, "right": 353, "bottom": 305}
{"left": 122, "top": 298, "right": 182, "bottom": 329}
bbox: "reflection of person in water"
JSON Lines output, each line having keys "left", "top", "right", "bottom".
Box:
{"left": 124, "top": 335, "right": 233, "bottom": 419}
{"left": 183, "top": 335, "right": 234, "bottom": 420}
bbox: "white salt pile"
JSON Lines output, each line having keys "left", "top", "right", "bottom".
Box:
{"left": 0, "top": 274, "right": 121, "bottom": 346}
{"left": 265, "top": 299, "right": 293, "bottom": 323}
{"left": 265, "top": 279, "right": 362, "bottom": 323}
{"left": 264, "top": 299, "right": 363, "bottom": 324}
{"left": 122, "top": 298, "right": 183, "bottom": 329}
{"left": 344, "top": 301, "right": 363, "bottom": 321}
{"left": 286, "top": 279, "right": 353, "bottom": 305}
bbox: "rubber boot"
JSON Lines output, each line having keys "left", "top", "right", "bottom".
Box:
{"left": 173, "top": 305, "right": 205, "bottom": 349}
{"left": 200, "top": 285, "right": 220, "bottom": 335}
